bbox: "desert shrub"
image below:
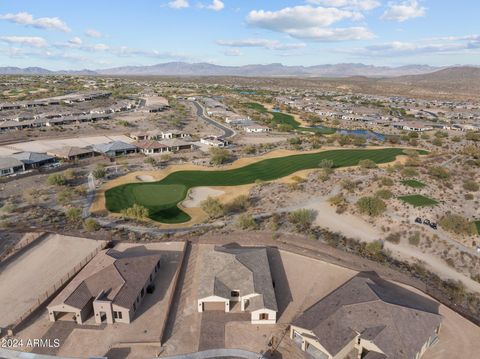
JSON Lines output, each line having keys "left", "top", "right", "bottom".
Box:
{"left": 365, "top": 240, "right": 383, "bottom": 256}
{"left": 66, "top": 207, "right": 82, "bottom": 224}
{"left": 380, "top": 177, "right": 394, "bottom": 186}
{"left": 385, "top": 232, "right": 401, "bottom": 244}
{"left": 341, "top": 179, "right": 357, "bottom": 192}
{"left": 23, "top": 188, "right": 42, "bottom": 204}
{"left": 466, "top": 132, "right": 480, "bottom": 142}
{"left": 64, "top": 169, "right": 77, "bottom": 180}
{"left": 317, "top": 169, "right": 332, "bottom": 182}
{"left": 463, "top": 144, "right": 480, "bottom": 159}
{"left": 329, "top": 194, "right": 346, "bottom": 207}
{"left": 243, "top": 145, "right": 256, "bottom": 155}
{"left": 319, "top": 159, "right": 334, "bottom": 169}
{"left": 428, "top": 166, "right": 450, "bottom": 180}
{"left": 0, "top": 201, "right": 15, "bottom": 213}
{"left": 408, "top": 231, "right": 421, "bottom": 246}
{"left": 83, "top": 218, "right": 100, "bottom": 232}
{"left": 209, "top": 147, "right": 231, "bottom": 165}
{"left": 439, "top": 214, "right": 476, "bottom": 235}
{"left": 200, "top": 196, "right": 224, "bottom": 218}
{"left": 375, "top": 189, "right": 393, "bottom": 200}
{"left": 57, "top": 189, "right": 73, "bottom": 205}
{"left": 463, "top": 180, "right": 479, "bottom": 192}
{"left": 74, "top": 186, "right": 88, "bottom": 196}
{"left": 358, "top": 159, "right": 377, "bottom": 169}
{"left": 121, "top": 204, "right": 150, "bottom": 221}
{"left": 235, "top": 214, "right": 257, "bottom": 230}
{"left": 356, "top": 196, "right": 386, "bottom": 217}
{"left": 92, "top": 164, "right": 106, "bottom": 179}
{"left": 401, "top": 167, "right": 418, "bottom": 177}
{"left": 432, "top": 138, "right": 443, "bottom": 147}
{"left": 225, "top": 195, "right": 250, "bottom": 213}
{"left": 48, "top": 173, "right": 66, "bottom": 186}
{"left": 144, "top": 157, "right": 157, "bottom": 166}
{"left": 288, "top": 208, "right": 315, "bottom": 231}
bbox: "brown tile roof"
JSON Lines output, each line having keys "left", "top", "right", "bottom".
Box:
{"left": 292, "top": 272, "right": 442, "bottom": 359}
{"left": 132, "top": 140, "right": 167, "bottom": 150}
{"left": 198, "top": 245, "right": 277, "bottom": 312}
{"left": 49, "top": 249, "right": 161, "bottom": 311}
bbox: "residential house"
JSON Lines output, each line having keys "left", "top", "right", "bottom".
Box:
{"left": 290, "top": 272, "right": 442, "bottom": 359}
{"left": 48, "top": 146, "right": 96, "bottom": 161}
{"left": 93, "top": 141, "right": 138, "bottom": 157}
{"left": 245, "top": 125, "right": 272, "bottom": 133}
{"left": 47, "top": 248, "right": 161, "bottom": 325}
{"left": 161, "top": 129, "right": 189, "bottom": 139}
{"left": 0, "top": 157, "right": 25, "bottom": 177}
{"left": 197, "top": 245, "right": 278, "bottom": 325}
{"left": 11, "top": 151, "right": 56, "bottom": 169}
{"left": 133, "top": 140, "right": 168, "bottom": 155}
{"left": 200, "top": 136, "right": 229, "bottom": 147}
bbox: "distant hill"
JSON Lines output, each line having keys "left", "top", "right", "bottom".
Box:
{"left": 0, "top": 62, "right": 442, "bottom": 78}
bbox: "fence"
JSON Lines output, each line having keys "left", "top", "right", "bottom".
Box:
{"left": 0, "top": 232, "right": 46, "bottom": 263}
{"left": 7, "top": 242, "right": 105, "bottom": 335}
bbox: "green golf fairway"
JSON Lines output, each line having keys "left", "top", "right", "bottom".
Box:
{"left": 245, "top": 102, "right": 336, "bottom": 134}
{"left": 106, "top": 148, "right": 412, "bottom": 223}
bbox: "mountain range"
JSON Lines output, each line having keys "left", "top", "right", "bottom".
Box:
{"left": 0, "top": 62, "right": 447, "bottom": 78}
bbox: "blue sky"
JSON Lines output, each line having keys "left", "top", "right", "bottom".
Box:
{"left": 0, "top": 0, "right": 479, "bottom": 69}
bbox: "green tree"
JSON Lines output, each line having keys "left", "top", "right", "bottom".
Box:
{"left": 356, "top": 196, "right": 386, "bottom": 217}
{"left": 209, "top": 147, "right": 231, "bottom": 165}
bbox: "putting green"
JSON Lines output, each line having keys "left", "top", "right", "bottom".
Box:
{"left": 106, "top": 148, "right": 413, "bottom": 223}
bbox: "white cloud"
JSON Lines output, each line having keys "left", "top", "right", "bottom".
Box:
{"left": 247, "top": 6, "right": 362, "bottom": 30}
{"left": 0, "top": 12, "right": 70, "bottom": 32}
{"left": 168, "top": 0, "right": 189, "bottom": 9}
{"left": 287, "top": 26, "right": 374, "bottom": 41}
{"left": 224, "top": 48, "right": 242, "bottom": 56}
{"left": 69, "top": 37, "right": 83, "bottom": 45}
{"left": 306, "top": 0, "right": 381, "bottom": 11}
{"left": 208, "top": 0, "right": 224, "bottom": 11}
{"left": 345, "top": 36, "right": 480, "bottom": 57}
{"left": 381, "top": 0, "right": 426, "bottom": 22}
{"left": 217, "top": 38, "right": 306, "bottom": 50}
{"left": 0, "top": 36, "right": 47, "bottom": 48}
{"left": 85, "top": 29, "right": 102, "bottom": 38}
{"left": 246, "top": 5, "right": 372, "bottom": 41}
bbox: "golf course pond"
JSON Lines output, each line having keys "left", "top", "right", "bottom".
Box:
{"left": 105, "top": 148, "right": 417, "bottom": 224}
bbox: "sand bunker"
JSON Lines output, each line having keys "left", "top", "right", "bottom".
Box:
{"left": 182, "top": 187, "right": 225, "bottom": 208}
{"left": 136, "top": 175, "right": 155, "bottom": 182}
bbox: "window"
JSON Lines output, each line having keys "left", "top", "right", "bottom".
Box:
{"left": 231, "top": 290, "right": 239, "bottom": 297}
{"left": 118, "top": 311, "right": 122, "bottom": 319}
{"left": 259, "top": 313, "right": 269, "bottom": 320}
{"left": 141, "top": 288, "right": 145, "bottom": 297}
{"left": 133, "top": 303, "right": 136, "bottom": 312}
{"left": 113, "top": 311, "right": 122, "bottom": 319}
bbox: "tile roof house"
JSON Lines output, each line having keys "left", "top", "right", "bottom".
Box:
{"left": 47, "top": 146, "right": 96, "bottom": 161}
{"left": 290, "top": 272, "right": 442, "bottom": 359}
{"left": 47, "top": 248, "right": 161, "bottom": 325}
{"left": 0, "top": 157, "right": 25, "bottom": 177}
{"left": 11, "top": 151, "right": 56, "bottom": 169}
{"left": 93, "top": 141, "right": 138, "bottom": 157}
{"left": 197, "top": 245, "right": 278, "bottom": 324}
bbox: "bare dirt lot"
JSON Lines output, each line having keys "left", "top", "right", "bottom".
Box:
{"left": 0, "top": 233, "right": 104, "bottom": 328}
{"left": 14, "top": 241, "right": 186, "bottom": 359}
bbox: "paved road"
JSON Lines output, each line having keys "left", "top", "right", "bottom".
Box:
{"left": 190, "top": 101, "right": 235, "bottom": 138}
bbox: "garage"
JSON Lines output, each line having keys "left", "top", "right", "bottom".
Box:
{"left": 202, "top": 301, "right": 226, "bottom": 311}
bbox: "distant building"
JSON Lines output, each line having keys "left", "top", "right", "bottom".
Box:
{"left": 47, "top": 146, "right": 96, "bottom": 161}
{"left": 245, "top": 125, "right": 272, "bottom": 133}
{"left": 197, "top": 246, "right": 278, "bottom": 325}
{"left": 200, "top": 136, "right": 229, "bottom": 147}
{"left": 0, "top": 157, "right": 25, "bottom": 177}
{"left": 47, "top": 249, "right": 161, "bottom": 325}
{"left": 11, "top": 151, "right": 56, "bottom": 169}
{"left": 290, "top": 273, "right": 442, "bottom": 359}
{"left": 93, "top": 141, "right": 138, "bottom": 157}
{"left": 161, "top": 129, "right": 189, "bottom": 139}
{"left": 133, "top": 140, "right": 169, "bottom": 155}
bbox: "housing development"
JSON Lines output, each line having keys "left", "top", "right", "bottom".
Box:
{"left": 1, "top": 1, "right": 480, "bottom": 359}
